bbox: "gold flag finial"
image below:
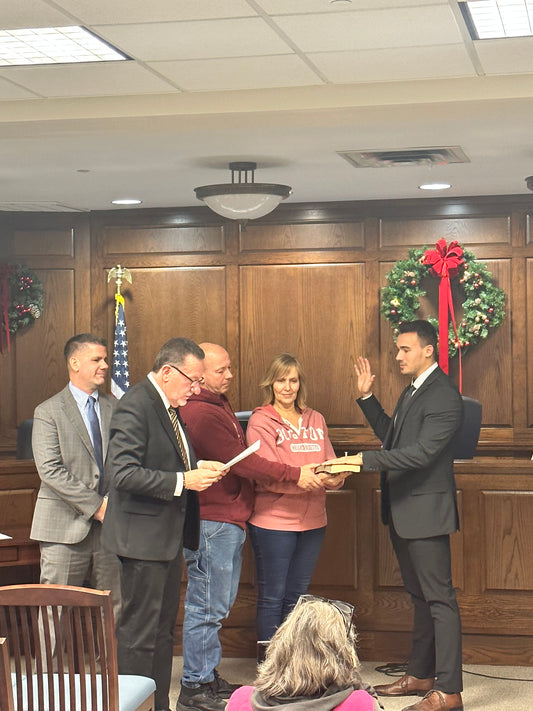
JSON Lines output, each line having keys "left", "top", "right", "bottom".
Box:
{"left": 107, "top": 264, "right": 132, "bottom": 297}
{"left": 108, "top": 265, "right": 132, "bottom": 317}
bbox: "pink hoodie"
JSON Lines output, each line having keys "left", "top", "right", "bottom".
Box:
{"left": 246, "top": 404, "right": 336, "bottom": 532}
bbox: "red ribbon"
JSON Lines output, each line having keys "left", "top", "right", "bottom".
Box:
{"left": 0, "top": 263, "right": 13, "bottom": 354}
{"left": 422, "top": 239, "right": 464, "bottom": 390}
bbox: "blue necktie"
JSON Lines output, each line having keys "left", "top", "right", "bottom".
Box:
{"left": 87, "top": 396, "right": 104, "bottom": 484}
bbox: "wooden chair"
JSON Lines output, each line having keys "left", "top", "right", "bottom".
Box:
{"left": 0, "top": 584, "right": 155, "bottom": 711}
{"left": 0, "top": 637, "right": 15, "bottom": 711}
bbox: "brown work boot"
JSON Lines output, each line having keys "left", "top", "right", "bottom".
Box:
{"left": 374, "top": 674, "right": 434, "bottom": 697}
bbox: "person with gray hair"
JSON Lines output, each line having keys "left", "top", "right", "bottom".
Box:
{"left": 226, "top": 595, "right": 380, "bottom": 711}
{"left": 102, "top": 337, "right": 226, "bottom": 711}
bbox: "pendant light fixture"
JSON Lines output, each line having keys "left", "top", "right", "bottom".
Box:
{"left": 194, "top": 162, "right": 292, "bottom": 220}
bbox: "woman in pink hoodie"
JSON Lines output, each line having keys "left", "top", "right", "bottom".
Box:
{"left": 246, "top": 353, "right": 345, "bottom": 642}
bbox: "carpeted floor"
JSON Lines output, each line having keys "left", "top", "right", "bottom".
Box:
{"left": 170, "top": 657, "right": 533, "bottom": 711}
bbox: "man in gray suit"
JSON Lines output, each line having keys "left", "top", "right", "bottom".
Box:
{"left": 329, "top": 321, "right": 464, "bottom": 711}
{"left": 30, "top": 333, "right": 121, "bottom": 618}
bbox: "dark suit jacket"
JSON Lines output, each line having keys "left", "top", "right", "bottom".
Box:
{"left": 102, "top": 377, "right": 199, "bottom": 561}
{"left": 358, "top": 366, "right": 463, "bottom": 540}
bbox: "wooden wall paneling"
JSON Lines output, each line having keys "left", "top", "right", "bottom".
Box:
{"left": 0, "top": 215, "right": 90, "bottom": 449}
{"left": 0, "top": 348, "right": 17, "bottom": 449}
{"left": 0, "top": 488, "right": 36, "bottom": 528}
{"left": 239, "top": 263, "right": 367, "bottom": 425}
{"left": 509, "top": 250, "right": 527, "bottom": 433}
{"left": 223, "top": 220, "right": 243, "bottom": 412}
{"left": 14, "top": 269, "right": 76, "bottom": 423}
{"left": 12, "top": 228, "right": 74, "bottom": 257}
{"left": 379, "top": 214, "right": 512, "bottom": 250}
{"left": 312, "top": 489, "right": 358, "bottom": 589}
{"left": 378, "top": 261, "right": 411, "bottom": 414}
{"left": 104, "top": 267, "right": 227, "bottom": 387}
{"left": 526, "top": 259, "right": 533, "bottom": 428}
{"left": 239, "top": 221, "right": 365, "bottom": 253}
{"left": 482, "top": 490, "right": 533, "bottom": 591}
{"left": 103, "top": 224, "right": 225, "bottom": 256}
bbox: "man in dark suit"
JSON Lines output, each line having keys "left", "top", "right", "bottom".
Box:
{"left": 102, "top": 337, "right": 226, "bottom": 711}
{"left": 330, "top": 320, "right": 464, "bottom": 711}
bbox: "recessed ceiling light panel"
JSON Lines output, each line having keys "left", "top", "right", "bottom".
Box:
{"left": 419, "top": 183, "right": 452, "bottom": 191}
{"left": 0, "top": 26, "right": 128, "bottom": 66}
{"left": 111, "top": 199, "right": 142, "bottom": 205}
{"left": 461, "top": 1, "right": 533, "bottom": 40}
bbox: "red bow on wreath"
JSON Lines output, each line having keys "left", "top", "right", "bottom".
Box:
{"left": 422, "top": 239, "right": 464, "bottom": 387}
{"left": 0, "top": 262, "right": 13, "bottom": 354}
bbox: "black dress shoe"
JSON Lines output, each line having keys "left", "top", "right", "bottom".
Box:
{"left": 374, "top": 674, "right": 435, "bottom": 697}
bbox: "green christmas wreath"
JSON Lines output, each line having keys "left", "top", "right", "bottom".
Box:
{"left": 381, "top": 246, "right": 506, "bottom": 358}
{"left": 0, "top": 263, "right": 44, "bottom": 339}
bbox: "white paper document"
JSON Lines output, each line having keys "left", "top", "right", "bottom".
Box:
{"left": 0, "top": 532, "right": 13, "bottom": 540}
{"left": 222, "top": 439, "right": 260, "bottom": 470}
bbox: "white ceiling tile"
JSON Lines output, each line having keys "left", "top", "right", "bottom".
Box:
{"left": 0, "top": 62, "right": 179, "bottom": 98}
{"left": 0, "top": 0, "right": 76, "bottom": 29}
{"left": 0, "top": 76, "right": 41, "bottom": 99}
{"left": 311, "top": 44, "right": 476, "bottom": 84}
{"left": 93, "top": 18, "right": 292, "bottom": 61}
{"left": 274, "top": 5, "right": 463, "bottom": 52}
{"left": 256, "top": 0, "right": 442, "bottom": 12}
{"left": 53, "top": 0, "right": 256, "bottom": 24}
{"left": 149, "top": 55, "right": 322, "bottom": 92}
{"left": 474, "top": 38, "right": 533, "bottom": 75}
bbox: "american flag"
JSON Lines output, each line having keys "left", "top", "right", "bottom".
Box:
{"left": 111, "top": 298, "right": 129, "bottom": 399}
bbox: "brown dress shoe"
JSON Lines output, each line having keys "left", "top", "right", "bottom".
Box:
{"left": 374, "top": 674, "right": 435, "bottom": 697}
{"left": 402, "top": 689, "right": 463, "bottom": 711}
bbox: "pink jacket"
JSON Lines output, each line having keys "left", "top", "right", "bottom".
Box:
{"left": 227, "top": 686, "right": 376, "bottom": 711}
{"left": 246, "top": 405, "right": 336, "bottom": 531}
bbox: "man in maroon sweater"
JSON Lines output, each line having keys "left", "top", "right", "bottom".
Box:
{"left": 177, "top": 343, "right": 321, "bottom": 711}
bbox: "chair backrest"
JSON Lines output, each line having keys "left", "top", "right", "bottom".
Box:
{"left": 0, "top": 584, "right": 119, "bottom": 711}
{"left": 234, "top": 410, "right": 252, "bottom": 436}
{"left": 0, "top": 637, "right": 15, "bottom": 711}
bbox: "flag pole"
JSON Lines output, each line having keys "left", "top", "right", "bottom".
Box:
{"left": 107, "top": 265, "right": 132, "bottom": 398}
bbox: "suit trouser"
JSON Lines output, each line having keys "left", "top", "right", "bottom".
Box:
{"left": 117, "top": 551, "right": 182, "bottom": 711}
{"left": 389, "top": 524, "right": 463, "bottom": 693}
{"left": 39, "top": 522, "right": 122, "bottom": 623}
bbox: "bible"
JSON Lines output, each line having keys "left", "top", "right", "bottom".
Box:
{"left": 314, "top": 463, "right": 360, "bottom": 476}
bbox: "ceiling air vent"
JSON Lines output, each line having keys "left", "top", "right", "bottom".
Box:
{"left": 338, "top": 146, "right": 470, "bottom": 168}
{"left": 0, "top": 202, "right": 85, "bottom": 212}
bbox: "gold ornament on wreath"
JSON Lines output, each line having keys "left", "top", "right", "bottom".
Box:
{"left": 381, "top": 241, "right": 506, "bottom": 363}
{"left": 0, "top": 262, "right": 44, "bottom": 353}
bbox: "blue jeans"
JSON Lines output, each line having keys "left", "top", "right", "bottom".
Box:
{"left": 248, "top": 524, "right": 326, "bottom": 641}
{"left": 182, "top": 520, "right": 246, "bottom": 687}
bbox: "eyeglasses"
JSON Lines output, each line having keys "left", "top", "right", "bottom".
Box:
{"left": 166, "top": 363, "right": 205, "bottom": 388}
{"left": 297, "top": 594, "right": 355, "bottom": 634}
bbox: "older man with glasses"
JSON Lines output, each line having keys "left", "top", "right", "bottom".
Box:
{"left": 102, "top": 337, "right": 226, "bottom": 711}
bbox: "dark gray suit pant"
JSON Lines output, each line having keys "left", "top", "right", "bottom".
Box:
{"left": 117, "top": 552, "right": 182, "bottom": 711}
{"left": 390, "top": 524, "right": 463, "bottom": 693}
